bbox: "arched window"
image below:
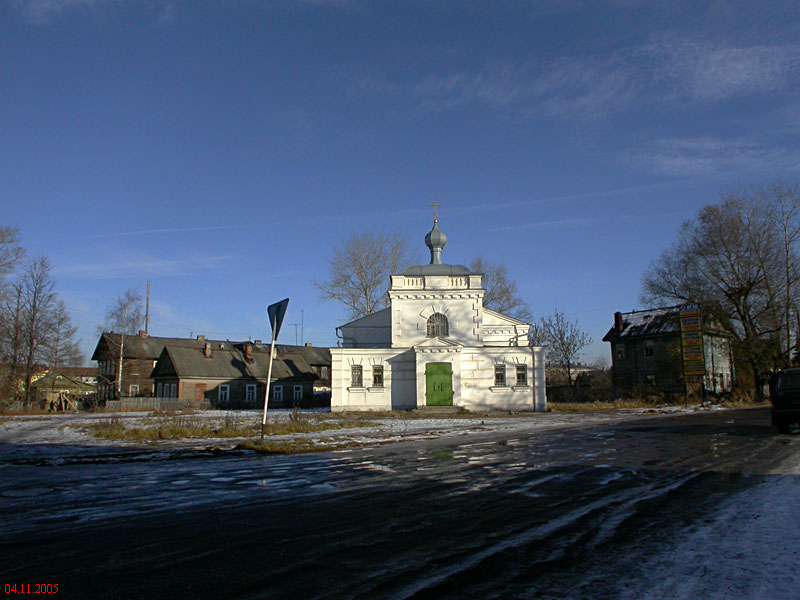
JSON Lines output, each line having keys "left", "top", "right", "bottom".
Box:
{"left": 426, "top": 313, "right": 449, "bottom": 338}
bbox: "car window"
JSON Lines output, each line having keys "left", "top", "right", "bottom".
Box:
{"left": 777, "top": 373, "right": 800, "bottom": 390}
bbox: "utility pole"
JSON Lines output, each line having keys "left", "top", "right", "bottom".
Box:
{"left": 301, "top": 309, "right": 304, "bottom": 345}
{"left": 117, "top": 304, "right": 127, "bottom": 398}
{"left": 145, "top": 281, "right": 150, "bottom": 335}
{"left": 290, "top": 323, "right": 299, "bottom": 345}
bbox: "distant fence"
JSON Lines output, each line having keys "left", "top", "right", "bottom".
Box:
{"left": 105, "top": 397, "right": 211, "bottom": 412}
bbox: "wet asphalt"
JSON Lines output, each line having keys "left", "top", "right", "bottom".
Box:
{"left": 1, "top": 407, "right": 798, "bottom": 599}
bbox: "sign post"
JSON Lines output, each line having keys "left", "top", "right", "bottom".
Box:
{"left": 261, "top": 298, "right": 289, "bottom": 440}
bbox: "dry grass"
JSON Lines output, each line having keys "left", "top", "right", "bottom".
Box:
{"left": 0, "top": 407, "right": 50, "bottom": 416}
{"left": 84, "top": 416, "right": 251, "bottom": 441}
{"left": 82, "top": 412, "right": 371, "bottom": 442}
{"left": 548, "top": 399, "right": 672, "bottom": 412}
{"left": 718, "top": 398, "right": 770, "bottom": 409}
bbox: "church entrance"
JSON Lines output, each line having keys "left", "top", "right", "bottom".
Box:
{"left": 425, "top": 362, "right": 453, "bottom": 406}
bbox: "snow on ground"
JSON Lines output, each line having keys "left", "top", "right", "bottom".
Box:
{"left": 615, "top": 450, "right": 800, "bottom": 600}
{"left": 0, "top": 406, "right": 700, "bottom": 456}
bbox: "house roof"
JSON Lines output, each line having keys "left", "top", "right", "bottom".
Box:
{"left": 273, "top": 344, "right": 331, "bottom": 366}
{"left": 31, "top": 372, "right": 95, "bottom": 392}
{"left": 602, "top": 305, "right": 721, "bottom": 342}
{"left": 152, "top": 343, "right": 317, "bottom": 382}
{"left": 91, "top": 333, "right": 235, "bottom": 361}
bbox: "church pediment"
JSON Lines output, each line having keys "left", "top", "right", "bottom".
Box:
{"left": 414, "top": 336, "right": 463, "bottom": 350}
{"left": 482, "top": 308, "right": 530, "bottom": 326}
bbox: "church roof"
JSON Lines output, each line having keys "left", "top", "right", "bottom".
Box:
{"left": 403, "top": 211, "right": 474, "bottom": 276}
{"left": 402, "top": 263, "right": 473, "bottom": 276}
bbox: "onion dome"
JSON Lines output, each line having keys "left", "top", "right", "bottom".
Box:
{"left": 425, "top": 219, "right": 447, "bottom": 265}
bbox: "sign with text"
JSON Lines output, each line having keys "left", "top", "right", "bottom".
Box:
{"left": 680, "top": 306, "right": 706, "bottom": 377}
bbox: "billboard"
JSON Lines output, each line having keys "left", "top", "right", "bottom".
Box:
{"left": 680, "top": 305, "right": 705, "bottom": 377}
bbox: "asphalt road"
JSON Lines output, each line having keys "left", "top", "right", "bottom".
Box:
{"left": 2, "top": 407, "right": 798, "bottom": 599}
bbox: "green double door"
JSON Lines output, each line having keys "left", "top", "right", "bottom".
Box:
{"left": 426, "top": 362, "right": 453, "bottom": 406}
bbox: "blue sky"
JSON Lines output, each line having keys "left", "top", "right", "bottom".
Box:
{"left": 2, "top": 0, "right": 800, "bottom": 365}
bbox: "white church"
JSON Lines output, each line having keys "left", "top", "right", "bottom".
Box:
{"left": 330, "top": 210, "right": 546, "bottom": 412}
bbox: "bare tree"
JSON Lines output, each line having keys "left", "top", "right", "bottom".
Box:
{"left": 315, "top": 231, "right": 417, "bottom": 321}
{"left": 470, "top": 255, "right": 532, "bottom": 321}
{"left": 46, "top": 300, "right": 84, "bottom": 372}
{"left": 641, "top": 184, "right": 800, "bottom": 398}
{"left": 0, "top": 226, "right": 25, "bottom": 286}
{"left": 537, "top": 309, "right": 592, "bottom": 389}
{"left": 19, "top": 257, "right": 57, "bottom": 406}
{"left": 100, "top": 289, "right": 144, "bottom": 335}
{"left": 100, "top": 289, "right": 144, "bottom": 397}
{"left": 0, "top": 281, "right": 24, "bottom": 402}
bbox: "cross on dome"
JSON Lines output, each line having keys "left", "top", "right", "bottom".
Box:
{"left": 430, "top": 201, "right": 440, "bottom": 222}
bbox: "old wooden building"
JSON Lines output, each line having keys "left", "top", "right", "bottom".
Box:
{"left": 92, "top": 332, "right": 330, "bottom": 406}
{"left": 150, "top": 341, "right": 321, "bottom": 408}
{"left": 603, "top": 306, "right": 734, "bottom": 395}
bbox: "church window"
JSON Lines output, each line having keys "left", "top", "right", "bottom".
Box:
{"left": 427, "top": 313, "right": 449, "bottom": 338}
{"left": 516, "top": 365, "right": 527, "bottom": 386}
{"left": 494, "top": 365, "right": 506, "bottom": 386}
{"left": 372, "top": 365, "right": 384, "bottom": 387}
{"left": 351, "top": 365, "right": 363, "bottom": 387}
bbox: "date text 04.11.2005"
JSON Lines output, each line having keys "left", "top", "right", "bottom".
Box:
{"left": 4, "top": 584, "right": 59, "bottom": 594}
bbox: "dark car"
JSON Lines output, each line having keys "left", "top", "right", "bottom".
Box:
{"left": 769, "top": 368, "right": 800, "bottom": 433}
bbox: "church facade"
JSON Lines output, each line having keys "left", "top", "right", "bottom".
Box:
{"left": 330, "top": 215, "right": 546, "bottom": 412}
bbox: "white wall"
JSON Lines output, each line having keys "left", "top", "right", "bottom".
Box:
{"left": 330, "top": 348, "right": 415, "bottom": 411}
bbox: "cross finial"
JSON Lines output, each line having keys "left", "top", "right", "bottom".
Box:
{"left": 430, "top": 201, "right": 440, "bottom": 222}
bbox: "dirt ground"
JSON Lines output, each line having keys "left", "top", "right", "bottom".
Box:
{"left": 2, "top": 406, "right": 799, "bottom": 599}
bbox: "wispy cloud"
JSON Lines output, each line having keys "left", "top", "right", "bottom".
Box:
{"left": 11, "top": 0, "right": 115, "bottom": 23}
{"left": 626, "top": 136, "right": 800, "bottom": 176}
{"left": 53, "top": 252, "right": 237, "bottom": 279}
{"left": 72, "top": 224, "right": 246, "bottom": 241}
{"left": 357, "top": 29, "right": 800, "bottom": 123}
{"left": 642, "top": 31, "right": 800, "bottom": 103}
{"left": 359, "top": 55, "right": 641, "bottom": 122}
{"left": 497, "top": 209, "right": 691, "bottom": 232}
{"left": 155, "top": 0, "right": 175, "bottom": 26}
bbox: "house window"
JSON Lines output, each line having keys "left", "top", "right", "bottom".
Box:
{"left": 351, "top": 365, "right": 363, "bottom": 387}
{"left": 218, "top": 384, "right": 229, "bottom": 405}
{"left": 644, "top": 340, "right": 654, "bottom": 358}
{"left": 129, "top": 384, "right": 139, "bottom": 396}
{"left": 372, "top": 365, "right": 384, "bottom": 387}
{"left": 516, "top": 365, "right": 527, "bottom": 386}
{"left": 321, "top": 366, "right": 328, "bottom": 380}
{"left": 293, "top": 385, "right": 303, "bottom": 401}
{"left": 246, "top": 384, "right": 257, "bottom": 405}
{"left": 273, "top": 385, "right": 283, "bottom": 403}
{"left": 426, "top": 313, "right": 449, "bottom": 338}
{"left": 645, "top": 374, "right": 656, "bottom": 386}
{"left": 171, "top": 383, "right": 177, "bottom": 398}
{"left": 156, "top": 382, "right": 163, "bottom": 397}
{"left": 494, "top": 364, "right": 506, "bottom": 386}
{"left": 616, "top": 344, "right": 625, "bottom": 360}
